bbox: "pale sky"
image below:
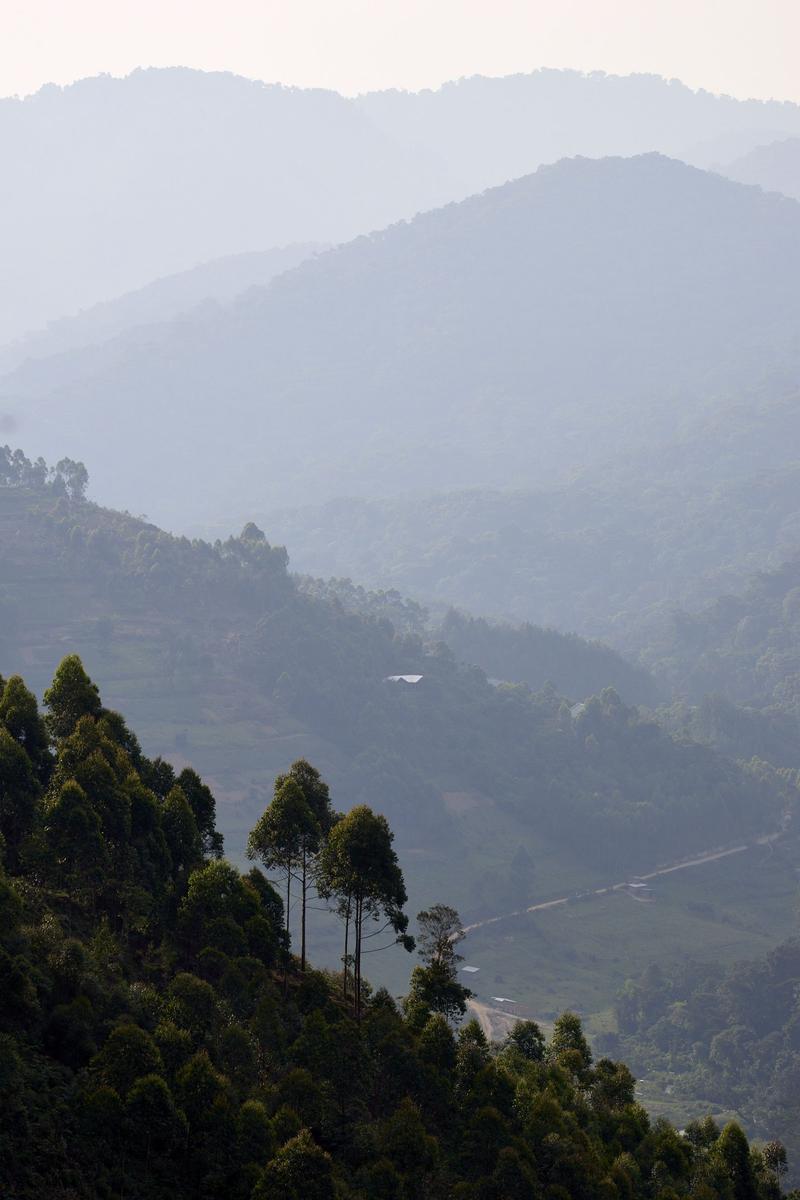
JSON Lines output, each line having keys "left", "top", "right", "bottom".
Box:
{"left": 3, "top": 0, "right": 800, "bottom": 102}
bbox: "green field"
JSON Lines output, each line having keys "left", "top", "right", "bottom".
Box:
{"left": 457, "top": 836, "right": 800, "bottom": 1033}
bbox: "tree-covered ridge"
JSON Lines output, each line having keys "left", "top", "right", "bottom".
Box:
{"left": 263, "top": 375, "right": 800, "bottom": 654}
{"left": 0, "top": 446, "right": 88, "bottom": 500}
{"left": 0, "top": 659, "right": 790, "bottom": 1199}
{"left": 1, "top": 477, "right": 796, "bottom": 881}
{"left": 438, "top": 608, "right": 659, "bottom": 706}
{"left": 646, "top": 553, "right": 800, "bottom": 716}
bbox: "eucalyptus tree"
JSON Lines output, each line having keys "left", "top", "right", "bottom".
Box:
{"left": 273, "top": 760, "right": 336, "bottom": 971}
{"left": 247, "top": 779, "right": 319, "bottom": 985}
{"left": 318, "top": 805, "right": 413, "bottom": 1018}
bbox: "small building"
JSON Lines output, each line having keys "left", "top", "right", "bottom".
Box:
{"left": 384, "top": 674, "right": 424, "bottom": 684}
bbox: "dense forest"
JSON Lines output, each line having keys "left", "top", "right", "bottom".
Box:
{"left": 645, "top": 554, "right": 800, "bottom": 716}
{"left": 614, "top": 937, "right": 800, "bottom": 1187}
{"left": 437, "top": 609, "right": 659, "bottom": 705}
{"left": 0, "top": 659, "right": 792, "bottom": 1199}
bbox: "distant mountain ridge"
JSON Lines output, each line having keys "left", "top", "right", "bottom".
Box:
{"left": 0, "top": 243, "right": 323, "bottom": 374}
{"left": 724, "top": 135, "right": 800, "bottom": 200}
{"left": 0, "top": 67, "right": 460, "bottom": 343}
{"left": 260, "top": 381, "right": 800, "bottom": 646}
{"left": 4, "top": 153, "right": 800, "bottom": 532}
{"left": 4, "top": 65, "right": 800, "bottom": 343}
{"left": 357, "top": 68, "right": 800, "bottom": 189}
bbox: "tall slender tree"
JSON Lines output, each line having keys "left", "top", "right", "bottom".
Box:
{"left": 247, "top": 779, "right": 318, "bottom": 988}
{"left": 273, "top": 760, "right": 336, "bottom": 971}
{"left": 318, "top": 805, "right": 413, "bottom": 1019}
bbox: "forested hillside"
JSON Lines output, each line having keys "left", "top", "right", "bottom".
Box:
{"left": 1, "top": 453, "right": 791, "bottom": 898}
{"left": 1, "top": 662, "right": 787, "bottom": 1199}
{"left": 6, "top": 156, "right": 800, "bottom": 529}
{"left": 264, "top": 381, "right": 800, "bottom": 646}
{"left": 295, "top": 579, "right": 658, "bottom": 705}
{"left": 645, "top": 553, "right": 800, "bottom": 717}
{"left": 615, "top": 936, "right": 800, "bottom": 1185}
{"left": 437, "top": 610, "right": 659, "bottom": 705}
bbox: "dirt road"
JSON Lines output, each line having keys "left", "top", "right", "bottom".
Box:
{"left": 468, "top": 998, "right": 521, "bottom": 1041}
{"left": 460, "top": 830, "right": 782, "bottom": 938}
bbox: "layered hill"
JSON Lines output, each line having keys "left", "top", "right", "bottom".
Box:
{"left": 4, "top": 457, "right": 800, "bottom": 1041}
{"left": 264, "top": 382, "right": 800, "bottom": 646}
{"left": 294, "top": 577, "right": 658, "bottom": 705}
{"left": 0, "top": 462, "right": 790, "bottom": 891}
{"left": 357, "top": 68, "right": 800, "bottom": 187}
{"left": 5, "top": 66, "right": 800, "bottom": 343}
{"left": 0, "top": 67, "right": 459, "bottom": 343}
{"left": 0, "top": 243, "right": 322, "bottom": 375}
{"left": 5, "top": 154, "right": 800, "bottom": 532}
{"left": 725, "top": 136, "right": 800, "bottom": 201}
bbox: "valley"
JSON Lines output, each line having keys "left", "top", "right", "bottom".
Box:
{"left": 4, "top": 43, "right": 800, "bottom": 1196}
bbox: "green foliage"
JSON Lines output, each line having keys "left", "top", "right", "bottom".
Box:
{"left": 0, "top": 446, "right": 87, "bottom": 498}
{"left": 440, "top": 606, "right": 659, "bottom": 704}
{"left": 92, "top": 1024, "right": 164, "bottom": 1095}
{"left": 43, "top": 653, "right": 103, "bottom": 739}
{"left": 2, "top": 474, "right": 793, "bottom": 885}
{"left": 651, "top": 554, "right": 800, "bottom": 765}
{"left": 615, "top": 937, "right": 800, "bottom": 1186}
{"left": 0, "top": 659, "right": 786, "bottom": 1200}
{"left": 254, "top": 1128, "right": 334, "bottom": 1200}
{"left": 318, "top": 804, "right": 412, "bottom": 1017}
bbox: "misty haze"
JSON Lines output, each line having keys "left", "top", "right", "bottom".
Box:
{"left": 3, "top": 9, "right": 800, "bottom": 1198}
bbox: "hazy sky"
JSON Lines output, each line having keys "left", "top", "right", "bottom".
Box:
{"left": 4, "top": 0, "right": 800, "bottom": 102}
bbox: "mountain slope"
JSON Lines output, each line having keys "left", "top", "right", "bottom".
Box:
{"left": 1, "top": 663, "right": 781, "bottom": 1200}
{"left": 3, "top": 458, "right": 799, "bottom": 1031}
{"left": 261, "top": 382, "right": 800, "bottom": 645}
{"left": 724, "top": 136, "right": 800, "bottom": 200}
{"left": 0, "top": 243, "right": 323, "bottom": 375}
{"left": 1, "top": 461, "right": 789, "bottom": 882}
{"left": 645, "top": 551, "right": 800, "bottom": 715}
{"left": 0, "top": 67, "right": 459, "bottom": 343}
{"left": 5, "top": 154, "right": 800, "bottom": 529}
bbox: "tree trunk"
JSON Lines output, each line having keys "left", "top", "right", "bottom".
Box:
{"left": 301, "top": 849, "right": 307, "bottom": 972}
{"left": 284, "top": 864, "right": 291, "bottom": 995}
{"left": 354, "top": 893, "right": 363, "bottom": 1021}
{"left": 343, "top": 894, "right": 351, "bottom": 1001}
